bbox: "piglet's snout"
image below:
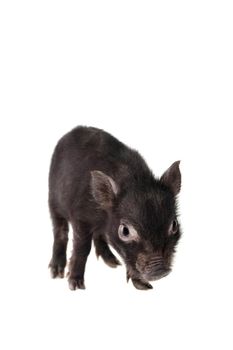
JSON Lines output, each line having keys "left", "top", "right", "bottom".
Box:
{"left": 144, "top": 256, "right": 171, "bottom": 281}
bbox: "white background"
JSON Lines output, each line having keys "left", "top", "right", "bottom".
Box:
{"left": 0, "top": 1, "right": 232, "bottom": 349}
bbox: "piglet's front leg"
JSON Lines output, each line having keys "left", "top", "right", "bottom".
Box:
{"left": 68, "top": 222, "right": 92, "bottom": 290}
{"left": 127, "top": 269, "right": 153, "bottom": 290}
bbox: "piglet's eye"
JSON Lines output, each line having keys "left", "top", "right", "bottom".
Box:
{"left": 122, "top": 226, "right": 129, "bottom": 236}
{"left": 118, "top": 223, "right": 139, "bottom": 242}
{"left": 118, "top": 224, "right": 130, "bottom": 240}
{"left": 169, "top": 219, "right": 178, "bottom": 235}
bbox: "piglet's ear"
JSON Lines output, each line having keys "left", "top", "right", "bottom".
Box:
{"left": 91, "top": 170, "right": 118, "bottom": 209}
{"left": 160, "top": 161, "right": 181, "bottom": 196}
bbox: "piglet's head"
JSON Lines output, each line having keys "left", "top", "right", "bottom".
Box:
{"left": 91, "top": 161, "right": 182, "bottom": 290}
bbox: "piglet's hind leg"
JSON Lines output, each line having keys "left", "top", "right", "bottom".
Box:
{"left": 49, "top": 214, "right": 69, "bottom": 278}
{"left": 68, "top": 221, "right": 92, "bottom": 290}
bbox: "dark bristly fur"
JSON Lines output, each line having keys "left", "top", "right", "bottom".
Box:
{"left": 48, "top": 126, "right": 182, "bottom": 290}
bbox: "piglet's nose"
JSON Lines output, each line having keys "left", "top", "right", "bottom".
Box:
{"left": 144, "top": 256, "right": 164, "bottom": 272}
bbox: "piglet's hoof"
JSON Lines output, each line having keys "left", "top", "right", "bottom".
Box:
{"left": 104, "top": 255, "right": 121, "bottom": 268}
{"left": 49, "top": 263, "right": 65, "bottom": 279}
{"left": 68, "top": 277, "right": 86, "bottom": 290}
{"left": 131, "top": 278, "right": 153, "bottom": 290}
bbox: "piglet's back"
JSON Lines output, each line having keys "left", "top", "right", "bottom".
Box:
{"left": 49, "top": 126, "right": 150, "bottom": 216}
{"left": 49, "top": 126, "right": 125, "bottom": 184}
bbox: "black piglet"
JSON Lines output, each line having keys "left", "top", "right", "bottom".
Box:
{"left": 49, "top": 126, "right": 182, "bottom": 290}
